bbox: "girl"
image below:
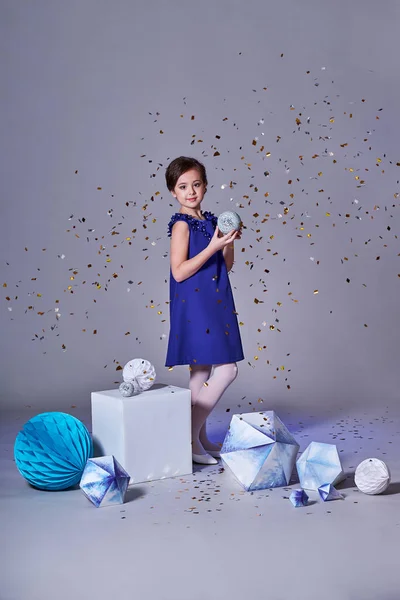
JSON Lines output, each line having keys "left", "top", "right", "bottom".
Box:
{"left": 165, "top": 156, "right": 245, "bottom": 465}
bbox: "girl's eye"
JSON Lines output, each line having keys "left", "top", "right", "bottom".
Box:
{"left": 178, "top": 182, "right": 201, "bottom": 190}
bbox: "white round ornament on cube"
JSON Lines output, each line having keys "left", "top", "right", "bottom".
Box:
{"left": 217, "top": 211, "right": 242, "bottom": 234}
{"left": 354, "top": 458, "right": 391, "bottom": 495}
{"left": 122, "top": 358, "right": 156, "bottom": 395}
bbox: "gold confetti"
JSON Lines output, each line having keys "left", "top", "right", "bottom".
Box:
{"left": 313, "top": 290, "right": 319, "bottom": 294}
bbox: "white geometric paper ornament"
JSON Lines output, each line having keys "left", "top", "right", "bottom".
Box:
{"left": 122, "top": 358, "right": 156, "bottom": 395}
{"left": 217, "top": 211, "right": 242, "bottom": 234}
{"left": 221, "top": 411, "right": 299, "bottom": 491}
{"left": 354, "top": 458, "right": 391, "bottom": 495}
{"left": 296, "top": 441, "right": 344, "bottom": 491}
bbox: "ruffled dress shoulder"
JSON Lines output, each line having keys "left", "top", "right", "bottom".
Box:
{"left": 167, "top": 211, "right": 218, "bottom": 240}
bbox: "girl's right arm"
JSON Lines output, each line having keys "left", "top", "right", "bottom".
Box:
{"left": 170, "top": 221, "right": 237, "bottom": 283}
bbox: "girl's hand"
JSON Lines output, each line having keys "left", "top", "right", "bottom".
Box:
{"left": 224, "top": 225, "right": 242, "bottom": 241}
{"left": 209, "top": 226, "right": 240, "bottom": 253}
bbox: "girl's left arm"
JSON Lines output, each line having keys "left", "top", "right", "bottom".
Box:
{"left": 223, "top": 243, "right": 235, "bottom": 272}
{"left": 220, "top": 223, "right": 241, "bottom": 272}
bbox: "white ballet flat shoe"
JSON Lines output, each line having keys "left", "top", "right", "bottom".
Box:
{"left": 192, "top": 452, "right": 218, "bottom": 465}
{"left": 206, "top": 449, "right": 221, "bottom": 458}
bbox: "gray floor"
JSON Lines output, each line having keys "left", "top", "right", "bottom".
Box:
{"left": 1, "top": 403, "right": 399, "bottom": 600}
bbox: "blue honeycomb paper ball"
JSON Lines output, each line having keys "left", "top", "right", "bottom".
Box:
{"left": 217, "top": 211, "right": 242, "bottom": 234}
{"left": 14, "top": 412, "right": 93, "bottom": 490}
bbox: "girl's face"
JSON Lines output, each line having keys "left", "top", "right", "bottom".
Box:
{"left": 171, "top": 168, "right": 206, "bottom": 211}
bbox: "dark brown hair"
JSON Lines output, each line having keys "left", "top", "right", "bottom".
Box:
{"left": 165, "top": 156, "right": 208, "bottom": 192}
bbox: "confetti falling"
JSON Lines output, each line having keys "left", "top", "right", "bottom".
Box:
{"left": 2, "top": 61, "right": 398, "bottom": 396}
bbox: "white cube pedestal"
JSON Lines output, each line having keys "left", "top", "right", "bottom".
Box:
{"left": 91, "top": 385, "right": 192, "bottom": 484}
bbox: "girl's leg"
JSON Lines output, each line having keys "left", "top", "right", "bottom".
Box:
{"left": 199, "top": 420, "right": 220, "bottom": 454}
{"left": 190, "top": 362, "right": 238, "bottom": 455}
{"left": 189, "top": 364, "right": 212, "bottom": 455}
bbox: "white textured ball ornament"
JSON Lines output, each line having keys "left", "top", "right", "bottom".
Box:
{"left": 354, "top": 458, "right": 391, "bottom": 495}
{"left": 217, "top": 211, "right": 242, "bottom": 234}
{"left": 122, "top": 358, "right": 156, "bottom": 395}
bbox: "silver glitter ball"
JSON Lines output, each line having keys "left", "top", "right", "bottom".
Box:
{"left": 119, "top": 382, "right": 135, "bottom": 397}
{"left": 217, "top": 211, "right": 242, "bottom": 234}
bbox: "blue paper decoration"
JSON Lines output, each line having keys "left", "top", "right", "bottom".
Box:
{"left": 318, "top": 483, "right": 344, "bottom": 502}
{"left": 14, "top": 412, "right": 92, "bottom": 490}
{"left": 296, "top": 441, "right": 344, "bottom": 491}
{"left": 80, "top": 456, "right": 130, "bottom": 507}
{"left": 221, "top": 411, "right": 300, "bottom": 491}
{"left": 289, "top": 489, "right": 309, "bottom": 507}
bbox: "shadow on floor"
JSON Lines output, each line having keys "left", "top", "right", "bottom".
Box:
{"left": 125, "top": 486, "right": 146, "bottom": 502}
{"left": 336, "top": 473, "right": 356, "bottom": 490}
{"left": 383, "top": 481, "right": 400, "bottom": 495}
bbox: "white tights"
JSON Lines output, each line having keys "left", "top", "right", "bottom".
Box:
{"left": 189, "top": 363, "right": 238, "bottom": 455}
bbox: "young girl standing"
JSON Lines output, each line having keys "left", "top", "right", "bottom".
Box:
{"left": 165, "top": 156, "right": 245, "bottom": 465}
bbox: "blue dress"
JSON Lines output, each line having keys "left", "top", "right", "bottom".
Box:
{"left": 165, "top": 210, "right": 245, "bottom": 367}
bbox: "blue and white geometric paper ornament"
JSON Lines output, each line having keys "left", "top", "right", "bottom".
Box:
{"left": 80, "top": 456, "right": 130, "bottom": 508}
{"left": 14, "top": 412, "right": 92, "bottom": 490}
{"left": 217, "top": 211, "right": 242, "bottom": 234}
{"left": 318, "top": 483, "right": 344, "bottom": 502}
{"left": 221, "top": 411, "right": 300, "bottom": 491}
{"left": 296, "top": 442, "right": 344, "bottom": 491}
{"left": 289, "top": 489, "right": 309, "bottom": 507}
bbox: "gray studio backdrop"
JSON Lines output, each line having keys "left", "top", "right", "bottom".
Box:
{"left": 1, "top": 0, "right": 399, "bottom": 412}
